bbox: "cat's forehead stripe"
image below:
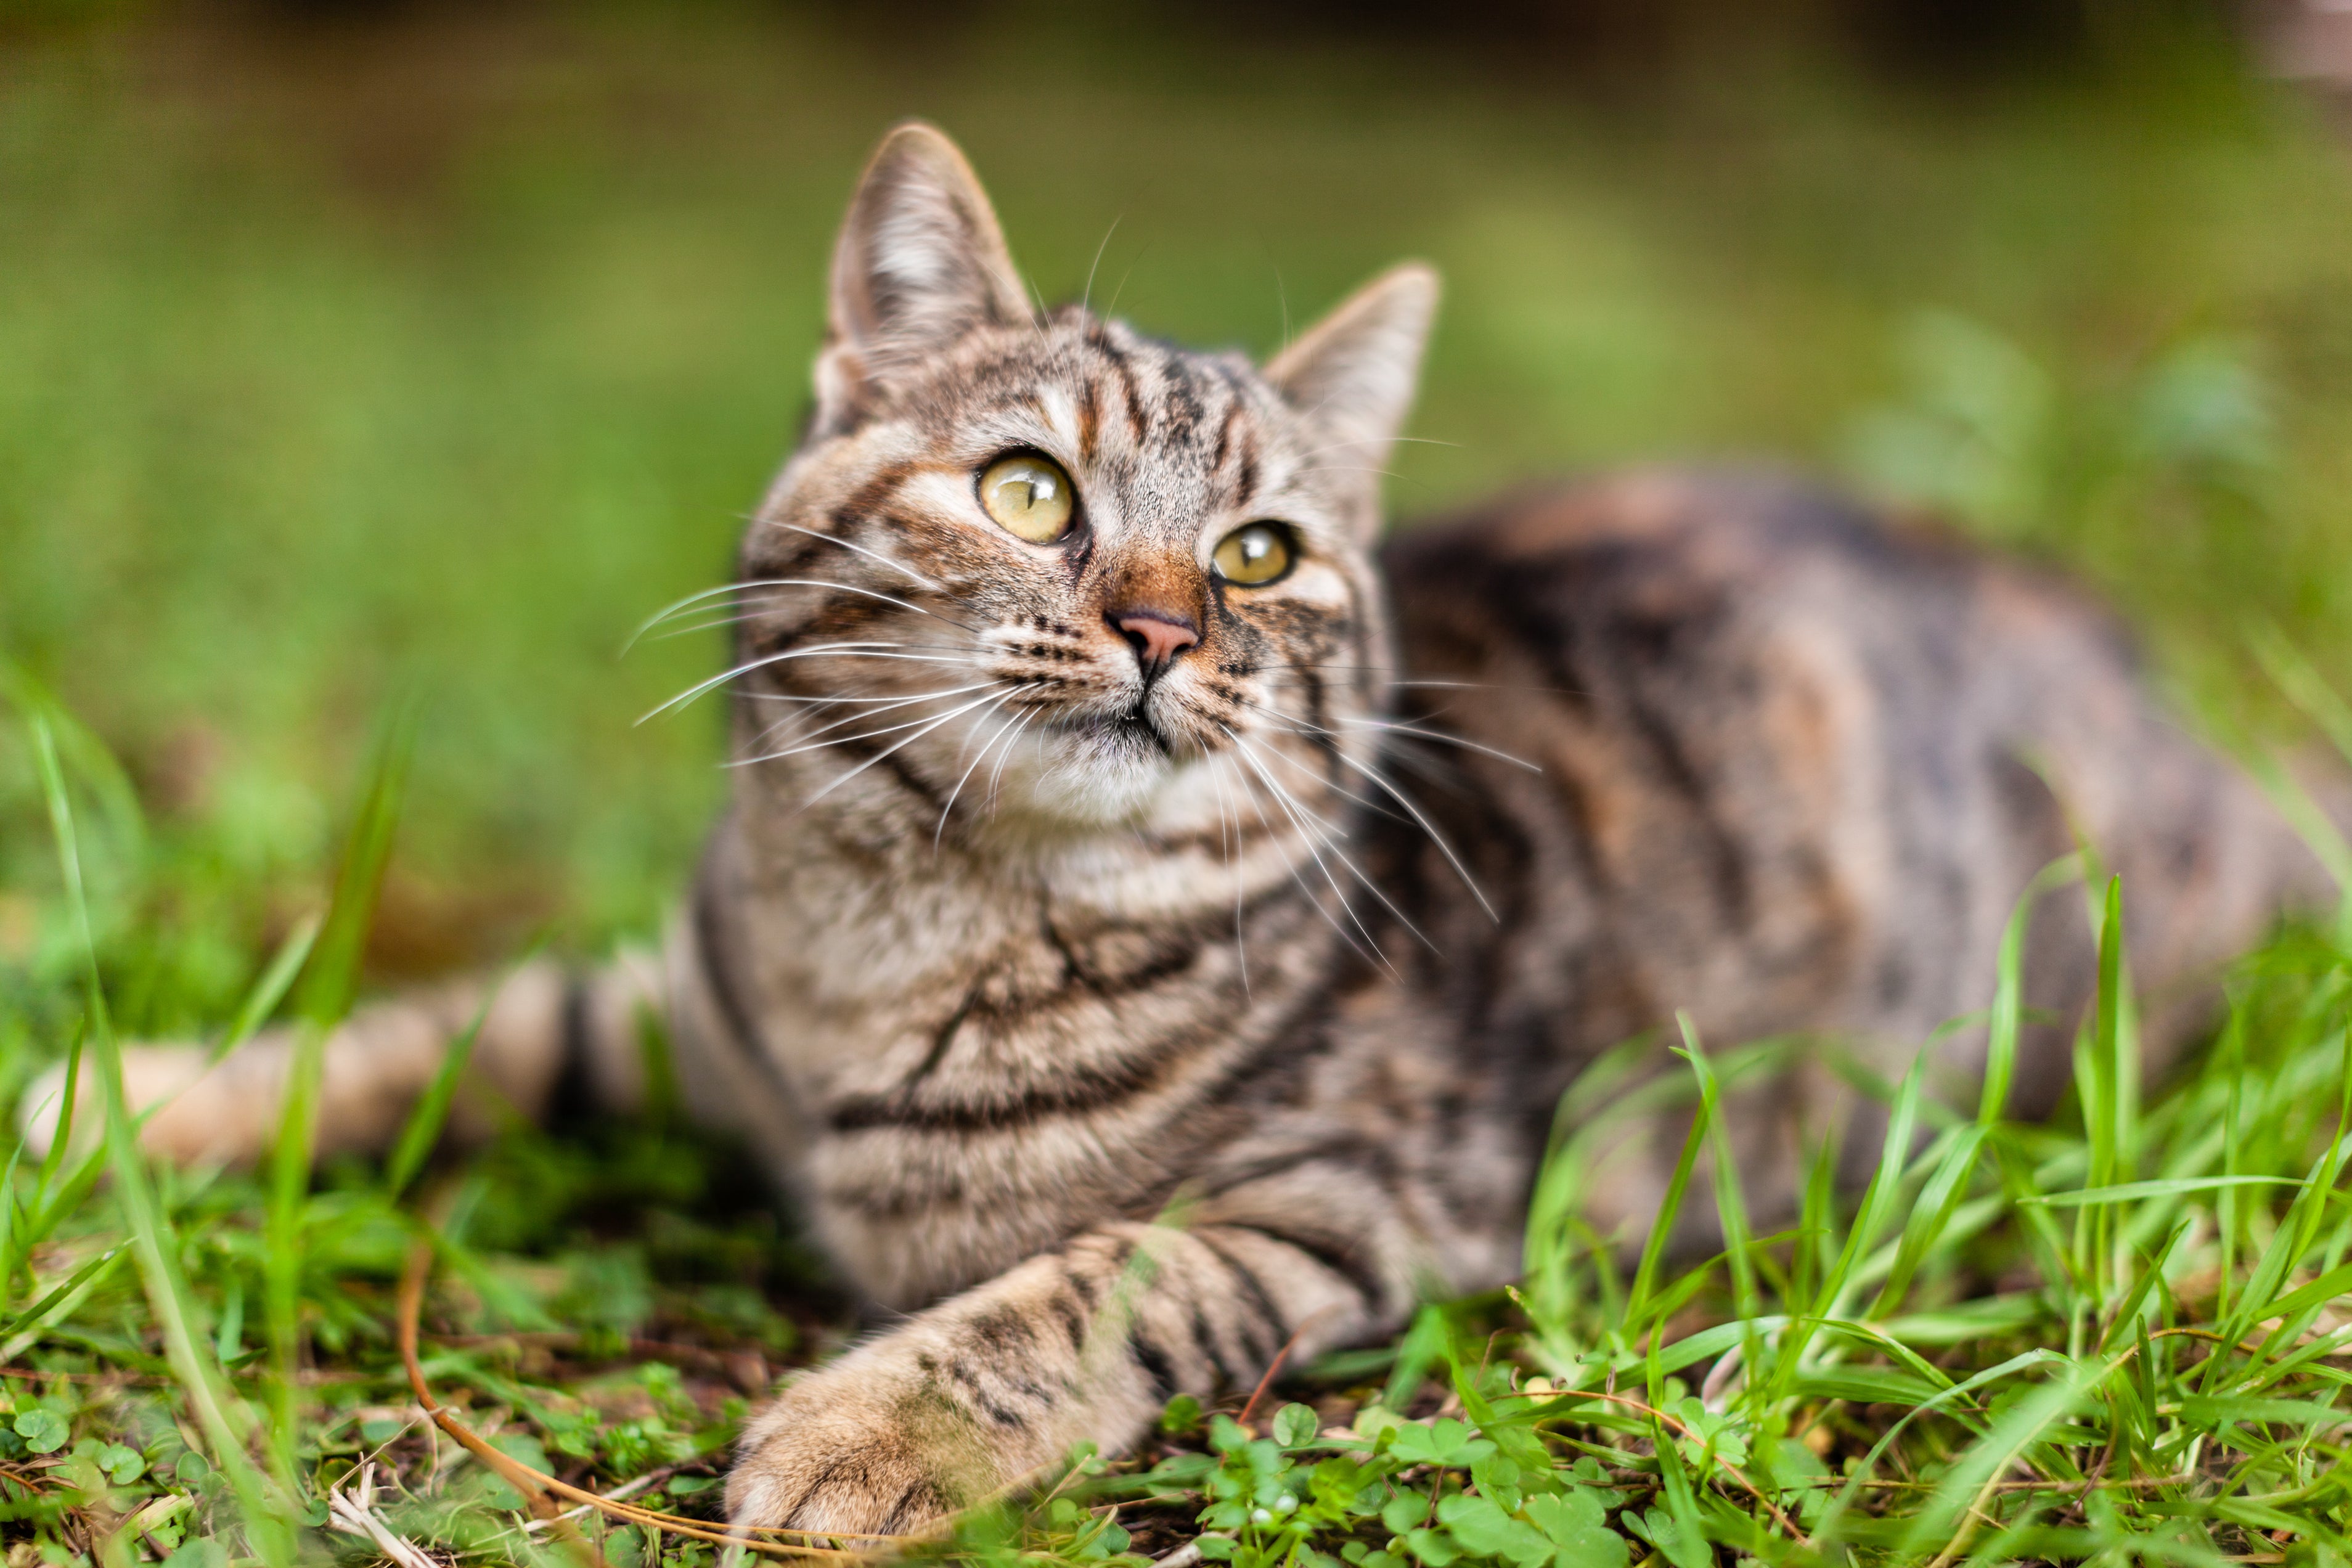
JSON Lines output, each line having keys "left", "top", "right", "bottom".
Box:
{"left": 1086, "top": 326, "right": 1149, "bottom": 444}
{"left": 938, "top": 321, "right": 1275, "bottom": 529}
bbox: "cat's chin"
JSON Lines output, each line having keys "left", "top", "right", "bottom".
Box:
{"left": 981, "top": 716, "right": 1200, "bottom": 830}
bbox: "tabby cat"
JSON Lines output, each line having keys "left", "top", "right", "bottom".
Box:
{"left": 28, "top": 124, "right": 2333, "bottom": 1535}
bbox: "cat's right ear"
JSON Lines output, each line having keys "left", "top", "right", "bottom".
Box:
{"left": 1264, "top": 262, "right": 1439, "bottom": 474}
{"left": 814, "top": 123, "right": 1032, "bottom": 434}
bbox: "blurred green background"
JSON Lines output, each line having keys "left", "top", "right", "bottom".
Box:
{"left": 6, "top": 1, "right": 2352, "bottom": 1037}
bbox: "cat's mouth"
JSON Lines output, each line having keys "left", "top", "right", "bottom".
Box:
{"left": 1111, "top": 703, "right": 1176, "bottom": 754}
{"left": 1050, "top": 704, "right": 1176, "bottom": 757}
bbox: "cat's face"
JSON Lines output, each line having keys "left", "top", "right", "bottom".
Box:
{"left": 709, "top": 126, "right": 1435, "bottom": 844}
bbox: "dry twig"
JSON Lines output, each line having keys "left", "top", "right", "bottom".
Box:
{"left": 397, "top": 1238, "right": 885, "bottom": 1561}
{"left": 327, "top": 1464, "right": 442, "bottom": 1568}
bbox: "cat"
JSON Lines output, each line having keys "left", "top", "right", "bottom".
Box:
{"left": 24, "top": 122, "right": 2334, "bottom": 1537}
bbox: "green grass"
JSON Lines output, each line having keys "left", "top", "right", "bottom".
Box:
{"left": 6, "top": 7, "right": 2352, "bottom": 1566}
{"left": 8, "top": 680, "right": 2351, "bottom": 1564}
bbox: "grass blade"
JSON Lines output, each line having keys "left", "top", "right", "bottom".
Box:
{"left": 1982, "top": 855, "right": 2083, "bottom": 1124}
{"left": 265, "top": 700, "right": 415, "bottom": 1464}
{"left": 208, "top": 912, "right": 323, "bottom": 1066}
{"left": 30, "top": 712, "right": 296, "bottom": 1564}
{"left": 30, "top": 1021, "right": 84, "bottom": 1204}
{"left": 0, "top": 1244, "right": 125, "bottom": 1345}
{"left": 2019, "top": 1174, "right": 2299, "bottom": 1206}
{"left": 1622, "top": 1056, "right": 1715, "bottom": 1344}
{"left": 1895, "top": 1355, "right": 2093, "bottom": 1558}
{"left": 1869, "top": 1122, "right": 1988, "bottom": 1319}
{"left": 384, "top": 950, "right": 539, "bottom": 1198}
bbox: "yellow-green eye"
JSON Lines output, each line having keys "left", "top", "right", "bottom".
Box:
{"left": 1212, "top": 522, "right": 1295, "bottom": 586}
{"left": 977, "top": 453, "right": 1076, "bottom": 544}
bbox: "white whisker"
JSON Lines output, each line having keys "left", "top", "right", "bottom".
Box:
{"left": 1288, "top": 434, "right": 1461, "bottom": 463}
{"left": 642, "top": 610, "right": 770, "bottom": 643}
{"left": 1103, "top": 239, "right": 1153, "bottom": 323}
{"left": 1292, "top": 464, "right": 1405, "bottom": 484}
{"left": 1244, "top": 718, "right": 1403, "bottom": 822}
{"left": 1234, "top": 746, "right": 1387, "bottom": 971}
{"left": 735, "top": 685, "right": 1017, "bottom": 770}
{"left": 1277, "top": 661, "right": 1580, "bottom": 699}
{"left": 1341, "top": 717, "right": 1541, "bottom": 773}
{"left": 933, "top": 690, "right": 1034, "bottom": 849}
{"left": 1080, "top": 215, "right": 1122, "bottom": 317}
{"left": 624, "top": 580, "right": 770, "bottom": 652}
{"left": 632, "top": 576, "right": 983, "bottom": 653}
{"left": 733, "top": 684, "right": 1005, "bottom": 765}
{"left": 1228, "top": 729, "right": 1396, "bottom": 971}
{"left": 642, "top": 642, "right": 900, "bottom": 722}
{"left": 1206, "top": 753, "right": 1251, "bottom": 996}
{"left": 1241, "top": 701, "right": 1500, "bottom": 923}
{"left": 1222, "top": 732, "right": 1358, "bottom": 958}
{"left": 733, "top": 579, "right": 987, "bottom": 635}
{"left": 985, "top": 708, "right": 1043, "bottom": 814}
{"left": 1241, "top": 736, "right": 1435, "bottom": 952}
{"left": 639, "top": 643, "right": 971, "bottom": 725}
{"left": 769, "top": 521, "right": 940, "bottom": 589}
{"left": 796, "top": 689, "right": 1028, "bottom": 811}
{"left": 743, "top": 683, "right": 997, "bottom": 708}
{"left": 646, "top": 611, "right": 993, "bottom": 647}
{"left": 1394, "top": 679, "right": 1528, "bottom": 692}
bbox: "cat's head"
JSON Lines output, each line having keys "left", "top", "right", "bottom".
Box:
{"left": 716, "top": 124, "right": 1435, "bottom": 847}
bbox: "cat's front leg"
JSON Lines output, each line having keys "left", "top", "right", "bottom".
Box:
{"left": 725, "top": 1214, "right": 1402, "bottom": 1537}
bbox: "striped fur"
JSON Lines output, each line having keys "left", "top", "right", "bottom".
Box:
{"left": 27, "top": 125, "right": 2333, "bottom": 1536}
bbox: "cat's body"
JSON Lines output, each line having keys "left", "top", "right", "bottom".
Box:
{"left": 30, "top": 126, "right": 2332, "bottom": 1535}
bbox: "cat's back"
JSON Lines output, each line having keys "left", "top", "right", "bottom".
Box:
{"left": 1385, "top": 466, "right": 2104, "bottom": 676}
{"left": 1374, "top": 470, "right": 2317, "bottom": 1128}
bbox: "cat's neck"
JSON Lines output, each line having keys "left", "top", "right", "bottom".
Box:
{"left": 708, "top": 749, "right": 1342, "bottom": 1138}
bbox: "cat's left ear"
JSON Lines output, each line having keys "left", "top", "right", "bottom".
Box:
{"left": 1264, "top": 262, "right": 1440, "bottom": 468}
{"left": 814, "top": 123, "right": 1033, "bottom": 433}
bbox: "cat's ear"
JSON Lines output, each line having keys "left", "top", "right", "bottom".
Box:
{"left": 815, "top": 123, "right": 1032, "bottom": 431}
{"left": 1264, "top": 262, "right": 1440, "bottom": 465}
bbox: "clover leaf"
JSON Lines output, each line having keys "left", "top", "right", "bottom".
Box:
{"left": 1389, "top": 1418, "right": 1493, "bottom": 1469}
{"left": 1620, "top": 1507, "right": 1705, "bottom": 1568}
{"left": 14, "top": 1409, "right": 67, "bottom": 1455}
{"left": 1273, "top": 1403, "right": 1320, "bottom": 1448}
{"left": 1668, "top": 1397, "right": 1748, "bottom": 1471}
{"left": 1435, "top": 1493, "right": 1551, "bottom": 1567}
{"left": 1469, "top": 1452, "right": 1524, "bottom": 1513}
{"left": 1403, "top": 1527, "right": 1459, "bottom": 1566}
{"left": 1525, "top": 1488, "right": 1629, "bottom": 1568}
{"left": 1382, "top": 1488, "right": 1431, "bottom": 1537}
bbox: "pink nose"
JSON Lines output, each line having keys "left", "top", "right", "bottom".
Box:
{"left": 1113, "top": 611, "right": 1200, "bottom": 672}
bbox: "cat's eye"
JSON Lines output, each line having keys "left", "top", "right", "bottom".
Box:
{"left": 1212, "top": 522, "right": 1296, "bottom": 587}
{"left": 977, "top": 453, "right": 1076, "bottom": 544}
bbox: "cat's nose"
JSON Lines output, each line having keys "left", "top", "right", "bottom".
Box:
{"left": 1110, "top": 610, "right": 1200, "bottom": 676}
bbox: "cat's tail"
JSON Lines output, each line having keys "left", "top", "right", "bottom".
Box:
{"left": 15, "top": 944, "right": 668, "bottom": 1169}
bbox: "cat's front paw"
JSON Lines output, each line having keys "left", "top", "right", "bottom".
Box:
{"left": 723, "top": 1360, "right": 1006, "bottom": 1538}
